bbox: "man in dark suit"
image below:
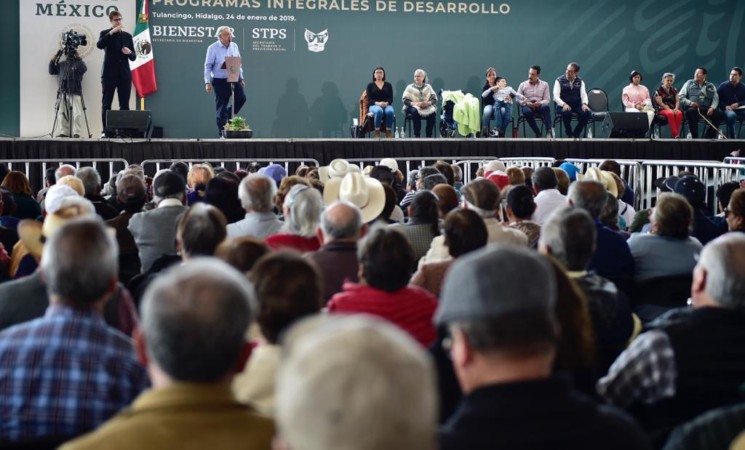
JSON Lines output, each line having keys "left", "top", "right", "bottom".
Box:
{"left": 96, "top": 10, "right": 136, "bottom": 137}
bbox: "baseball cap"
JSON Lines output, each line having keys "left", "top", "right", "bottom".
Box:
{"left": 654, "top": 175, "right": 679, "bottom": 192}
{"left": 436, "top": 245, "right": 556, "bottom": 325}
{"left": 674, "top": 175, "right": 705, "bottom": 207}
{"left": 117, "top": 175, "right": 147, "bottom": 205}
{"left": 262, "top": 164, "right": 288, "bottom": 187}
{"left": 559, "top": 162, "right": 579, "bottom": 181}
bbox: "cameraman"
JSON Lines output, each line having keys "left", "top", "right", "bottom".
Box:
{"left": 49, "top": 48, "right": 87, "bottom": 138}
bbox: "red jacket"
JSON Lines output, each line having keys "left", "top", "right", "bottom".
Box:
{"left": 327, "top": 282, "right": 438, "bottom": 347}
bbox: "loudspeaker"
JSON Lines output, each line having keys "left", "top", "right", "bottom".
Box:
{"left": 598, "top": 112, "right": 649, "bottom": 139}
{"left": 105, "top": 110, "right": 152, "bottom": 138}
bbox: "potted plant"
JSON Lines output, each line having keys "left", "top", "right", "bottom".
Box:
{"left": 224, "top": 116, "right": 253, "bottom": 139}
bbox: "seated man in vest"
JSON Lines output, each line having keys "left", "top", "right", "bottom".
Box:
{"left": 598, "top": 233, "right": 745, "bottom": 446}
{"left": 553, "top": 62, "right": 592, "bottom": 138}
{"left": 61, "top": 259, "right": 274, "bottom": 450}
{"left": 679, "top": 67, "right": 724, "bottom": 139}
{"left": 436, "top": 245, "right": 650, "bottom": 449}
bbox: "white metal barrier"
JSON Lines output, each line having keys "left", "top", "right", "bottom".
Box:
{"left": 638, "top": 160, "right": 745, "bottom": 214}
{"left": 564, "top": 159, "right": 643, "bottom": 209}
{"left": 139, "top": 158, "right": 321, "bottom": 177}
{"left": 5, "top": 156, "right": 741, "bottom": 217}
{"left": 341, "top": 156, "right": 556, "bottom": 186}
{"left": 2, "top": 158, "right": 130, "bottom": 192}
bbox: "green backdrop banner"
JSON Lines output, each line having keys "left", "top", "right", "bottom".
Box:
{"left": 8, "top": 0, "right": 745, "bottom": 138}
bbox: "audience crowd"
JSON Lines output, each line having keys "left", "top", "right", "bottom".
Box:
{"left": 0, "top": 157, "right": 745, "bottom": 449}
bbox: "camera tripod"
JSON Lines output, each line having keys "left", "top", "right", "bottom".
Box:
{"left": 50, "top": 51, "right": 92, "bottom": 138}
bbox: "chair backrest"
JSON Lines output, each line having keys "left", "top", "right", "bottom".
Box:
{"left": 633, "top": 274, "right": 693, "bottom": 308}
{"left": 588, "top": 88, "right": 609, "bottom": 112}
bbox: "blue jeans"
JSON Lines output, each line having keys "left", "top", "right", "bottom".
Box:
{"left": 723, "top": 108, "right": 745, "bottom": 138}
{"left": 556, "top": 104, "right": 591, "bottom": 137}
{"left": 369, "top": 104, "right": 394, "bottom": 130}
{"left": 494, "top": 100, "right": 512, "bottom": 132}
{"left": 482, "top": 101, "right": 513, "bottom": 132}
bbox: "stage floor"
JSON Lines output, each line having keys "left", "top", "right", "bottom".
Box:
{"left": 2, "top": 137, "right": 742, "bottom": 168}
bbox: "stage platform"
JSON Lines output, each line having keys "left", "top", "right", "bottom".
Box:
{"left": 1, "top": 137, "right": 742, "bottom": 168}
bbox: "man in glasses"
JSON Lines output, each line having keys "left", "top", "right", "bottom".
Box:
{"left": 553, "top": 62, "right": 592, "bottom": 138}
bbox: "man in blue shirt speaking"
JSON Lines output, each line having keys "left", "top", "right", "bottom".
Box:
{"left": 204, "top": 26, "right": 246, "bottom": 137}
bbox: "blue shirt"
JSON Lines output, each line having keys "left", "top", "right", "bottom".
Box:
{"left": 0, "top": 304, "right": 148, "bottom": 441}
{"left": 588, "top": 222, "right": 635, "bottom": 279}
{"left": 203, "top": 39, "right": 243, "bottom": 83}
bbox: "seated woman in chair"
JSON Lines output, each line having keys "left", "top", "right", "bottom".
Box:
{"left": 654, "top": 72, "right": 684, "bottom": 138}
{"left": 366, "top": 66, "right": 394, "bottom": 138}
{"left": 622, "top": 70, "right": 655, "bottom": 128}
{"left": 480, "top": 67, "right": 498, "bottom": 136}
{"left": 402, "top": 68, "right": 437, "bottom": 138}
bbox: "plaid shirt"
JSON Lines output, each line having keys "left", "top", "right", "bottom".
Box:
{"left": 596, "top": 330, "right": 677, "bottom": 407}
{"left": 0, "top": 304, "right": 148, "bottom": 441}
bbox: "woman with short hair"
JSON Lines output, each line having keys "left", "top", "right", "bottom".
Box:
{"left": 627, "top": 192, "right": 702, "bottom": 281}
{"left": 402, "top": 69, "right": 437, "bottom": 138}
{"left": 654, "top": 72, "right": 683, "bottom": 138}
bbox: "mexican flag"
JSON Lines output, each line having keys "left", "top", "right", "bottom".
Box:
{"left": 130, "top": 0, "right": 157, "bottom": 98}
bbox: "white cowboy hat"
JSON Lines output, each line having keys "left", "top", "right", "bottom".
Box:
{"left": 379, "top": 158, "right": 399, "bottom": 173}
{"left": 318, "top": 159, "right": 361, "bottom": 184}
{"left": 323, "top": 172, "right": 385, "bottom": 223}
{"left": 578, "top": 167, "right": 619, "bottom": 198}
{"left": 483, "top": 160, "right": 506, "bottom": 174}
